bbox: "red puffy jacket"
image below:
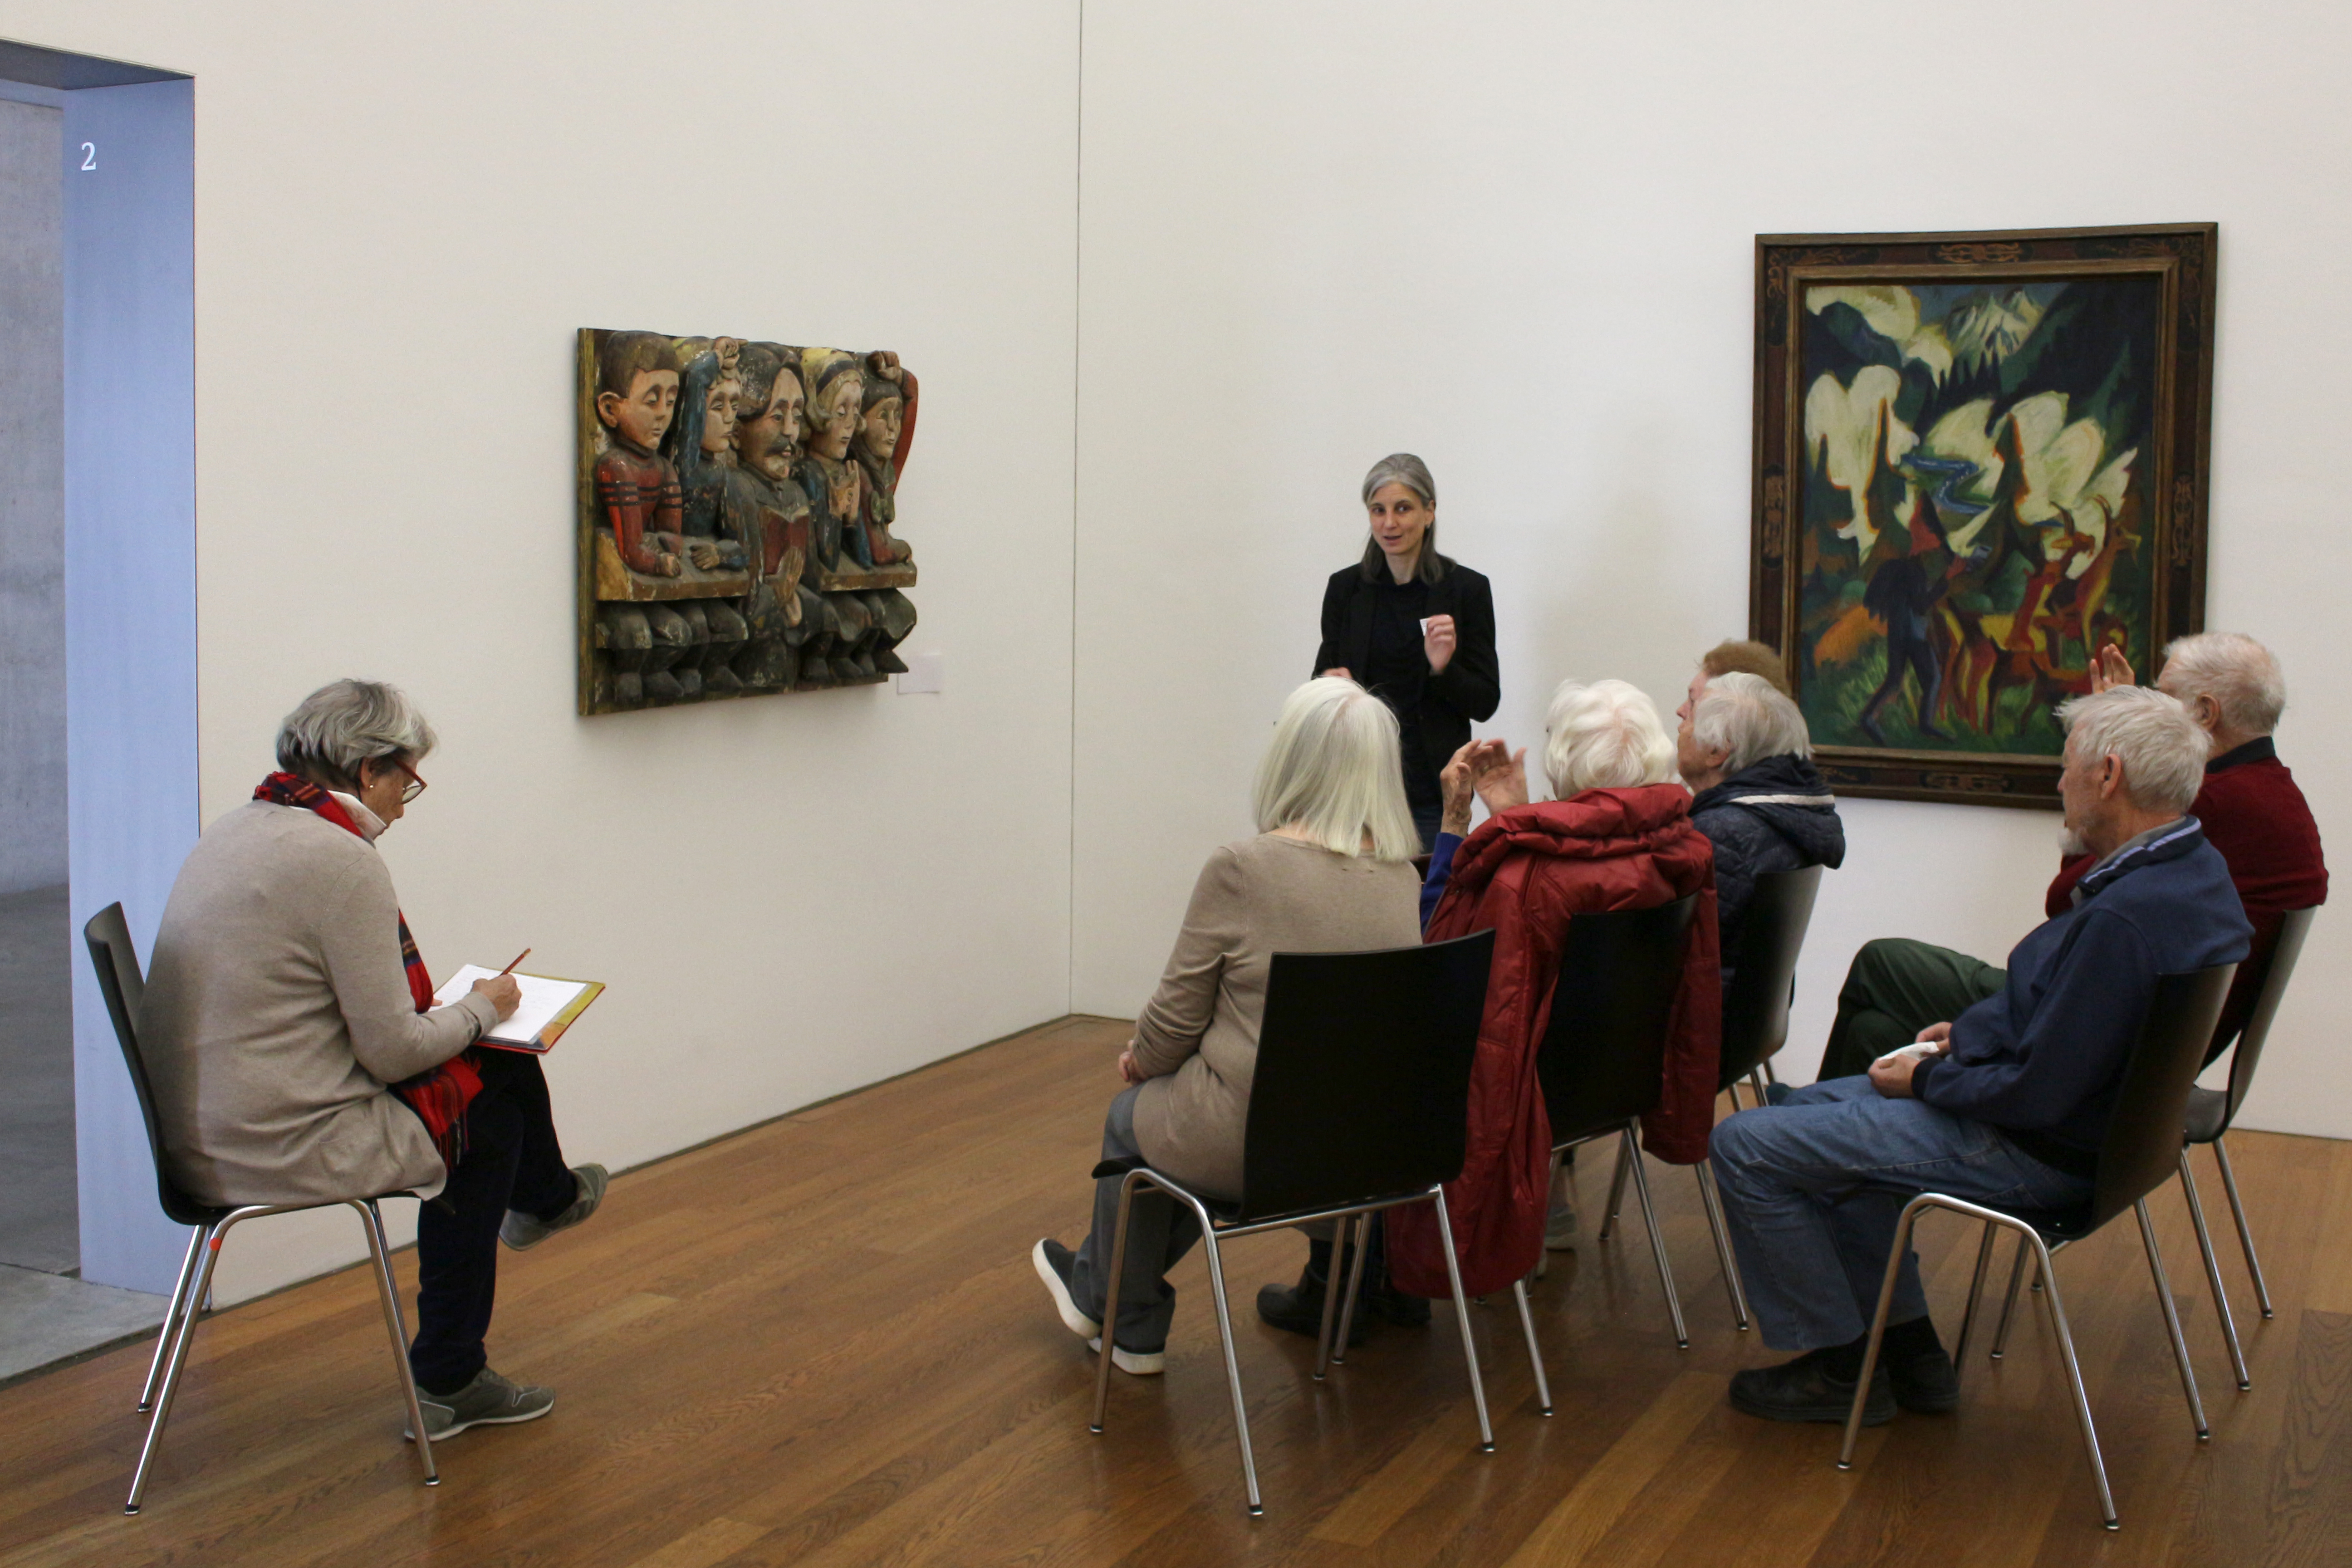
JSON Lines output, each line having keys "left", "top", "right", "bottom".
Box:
{"left": 1387, "top": 784, "right": 1722, "bottom": 1298}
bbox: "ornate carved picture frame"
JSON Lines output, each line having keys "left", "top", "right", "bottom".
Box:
{"left": 1750, "top": 224, "right": 2216, "bottom": 807}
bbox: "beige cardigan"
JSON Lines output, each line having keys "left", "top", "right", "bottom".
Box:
{"left": 140, "top": 800, "right": 499, "bottom": 1206}
{"left": 1129, "top": 833, "right": 1421, "bottom": 1198}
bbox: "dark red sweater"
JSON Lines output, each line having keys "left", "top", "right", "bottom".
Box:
{"left": 2046, "top": 737, "right": 2325, "bottom": 1045}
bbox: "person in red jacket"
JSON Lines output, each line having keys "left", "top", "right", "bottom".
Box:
{"left": 1375, "top": 679, "right": 1722, "bottom": 1301}
{"left": 1818, "top": 632, "right": 2325, "bottom": 1079}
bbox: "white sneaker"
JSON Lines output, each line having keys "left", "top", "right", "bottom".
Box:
{"left": 1087, "top": 1335, "right": 1165, "bottom": 1376}
{"left": 1034, "top": 1239, "right": 1162, "bottom": 1373}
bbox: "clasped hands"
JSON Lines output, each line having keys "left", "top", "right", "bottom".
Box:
{"left": 1866, "top": 1021, "right": 1951, "bottom": 1098}
{"left": 1437, "top": 737, "right": 1530, "bottom": 836}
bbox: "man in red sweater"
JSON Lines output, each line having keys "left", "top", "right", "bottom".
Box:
{"left": 1818, "top": 632, "right": 2326, "bottom": 1079}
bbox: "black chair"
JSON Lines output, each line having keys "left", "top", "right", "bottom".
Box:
{"left": 1715, "top": 864, "right": 1825, "bottom": 1105}
{"left": 2173, "top": 905, "right": 2317, "bottom": 1391}
{"left": 1531, "top": 895, "right": 1702, "bottom": 1348}
{"left": 1088, "top": 930, "right": 1521, "bottom": 1518}
{"left": 1837, "top": 961, "right": 2239, "bottom": 1531}
{"left": 84, "top": 902, "right": 441, "bottom": 1514}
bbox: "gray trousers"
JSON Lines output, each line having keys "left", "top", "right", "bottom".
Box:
{"left": 1065, "top": 1085, "right": 1205, "bottom": 1352}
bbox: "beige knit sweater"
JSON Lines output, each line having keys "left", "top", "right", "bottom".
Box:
{"left": 1129, "top": 833, "right": 1421, "bottom": 1198}
{"left": 140, "top": 800, "right": 498, "bottom": 1206}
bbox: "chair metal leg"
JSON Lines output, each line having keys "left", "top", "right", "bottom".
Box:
{"left": 1313, "top": 1215, "right": 1353, "bottom": 1381}
{"left": 1510, "top": 1279, "right": 1553, "bottom": 1416}
{"left": 1330, "top": 1210, "right": 1374, "bottom": 1368}
{"left": 127, "top": 1210, "right": 247, "bottom": 1514}
{"left": 1428, "top": 1189, "right": 1496, "bottom": 1453}
{"left": 1089, "top": 1173, "right": 1142, "bottom": 1436}
{"left": 2176, "top": 1152, "right": 2249, "bottom": 1391}
{"left": 1761, "top": 1056, "right": 1781, "bottom": 1085}
{"left": 2211, "top": 1136, "right": 2274, "bottom": 1319}
{"left": 353, "top": 1200, "right": 437, "bottom": 1483}
{"left": 1749, "top": 1066, "right": 1770, "bottom": 1103}
{"left": 2031, "top": 1233, "right": 2119, "bottom": 1529}
{"left": 1841, "top": 1195, "right": 1926, "bottom": 1468}
{"left": 1950, "top": 1219, "right": 2001, "bottom": 1385}
{"left": 1597, "top": 1135, "right": 1632, "bottom": 1243}
{"left": 1991, "top": 1231, "right": 2034, "bottom": 1359}
{"left": 1693, "top": 1162, "right": 1750, "bottom": 1331}
{"left": 1620, "top": 1127, "right": 1688, "bottom": 1349}
{"left": 2135, "top": 1198, "right": 2210, "bottom": 1440}
{"left": 1194, "top": 1223, "right": 1264, "bottom": 1515}
{"left": 137, "top": 1228, "right": 206, "bottom": 1414}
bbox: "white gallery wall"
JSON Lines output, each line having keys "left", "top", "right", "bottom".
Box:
{"left": 0, "top": 0, "right": 1080, "bottom": 1300}
{"left": 1068, "top": 0, "right": 2352, "bottom": 1140}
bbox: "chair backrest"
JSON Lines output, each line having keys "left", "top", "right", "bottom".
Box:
{"left": 1534, "top": 895, "right": 1700, "bottom": 1146}
{"left": 2088, "top": 962, "right": 2239, "bottom": 1230}
{"left": 2213, "top": 905, "right": 2318, "bottom": 1134}
{"left": 1237, "top": 929, "right": 1494, "bottom": 1224}
{"left": 83, "top": 902, "right": 215, "bottom": 1227}
{"left": 1716, "top": 864, "right": 1824, "bottom": 1089}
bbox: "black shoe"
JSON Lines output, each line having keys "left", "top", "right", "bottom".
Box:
{"left": 1885, "top": 1344, "right": 1960, "bottom": 1413}
{"left": 1256, "top": 1242, "right": 1367, "bottom": 1345}
{"left": 1729, "top": 1349, "right": 1896, "bottom": 1426}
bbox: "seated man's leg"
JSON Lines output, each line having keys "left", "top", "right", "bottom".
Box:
{"left": 1816, "top": 939, "right": 2006, "bottom": 1080}
{"left": 1058, "top": 1086, "right": 1202, "bottom": 1357}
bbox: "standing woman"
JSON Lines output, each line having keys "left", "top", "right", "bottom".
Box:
{"left": 1315, "top": 454, "right": 1500, "bottom": 846}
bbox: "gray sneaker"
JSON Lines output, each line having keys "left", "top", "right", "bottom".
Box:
{"left": 406, "top": 1367, "right": 554, "bottom": 1439}
{"left": 500, "top": 1163, "right": 608, "bottom": 1251}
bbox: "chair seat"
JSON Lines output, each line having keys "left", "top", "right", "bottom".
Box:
{"left": 2183, "top": 1085, "right": 2229, "bottom": 1145}
{"left": 1089, "top": 1157, "right": 1431, "bottom": 1233}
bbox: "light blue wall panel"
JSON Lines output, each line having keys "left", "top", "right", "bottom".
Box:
{"left": 64, "top": 77, "right": 196, "bottom": 1294}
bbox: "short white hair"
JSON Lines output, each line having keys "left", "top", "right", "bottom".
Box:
{"left": 1690, "top": 671, "right": 1813, "bottom": 776}
{"left": 1253, "top": 677, "right": 1420, "bottom": 861}
{"left": 1544, "top": 679, "right": 1677, "bottom": 798}
{"left": 276, "top": 679, "right": 436, "bottom": 791}
{"left": 2058, "top": 685, "right": 2210, "bottom": 813}
{"left": 2161, "top": 631, "right": 2286, "bottom": 736}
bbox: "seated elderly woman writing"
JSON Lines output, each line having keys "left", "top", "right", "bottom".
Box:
{"left": 1366, "top": 679, "right": 1721, "bottom": 1299}
{"left": 1031, "top": 677, "right": 1424, "bottom": 1372}
{"left": 142, "top": 680, "right": 606, "bottom": 1438}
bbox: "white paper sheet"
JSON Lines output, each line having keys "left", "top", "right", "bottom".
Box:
{"left": 432, "top": 965, "right": 594, "bottom": 1047}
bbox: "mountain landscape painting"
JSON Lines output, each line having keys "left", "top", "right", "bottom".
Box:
{"left": 1751, "top": 227, "right": 2215, "bottom": 805}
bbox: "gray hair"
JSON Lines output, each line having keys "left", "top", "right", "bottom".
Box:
{"left": 1544, "top": 678, "right": 1677, "bottom": 798}
{"left": 1357, "top": 453, "right": 1447, "bottom": 585}
{"left": 275, "top": 679, "right": 437, "bottom": 792}
{"left": 1252, "top": 677, "right": 1421, "bottom": 862}
{"left": 2161, "top": 631, "right": 2287, "bottom": 737}
{"left": 2058, "top": 685, "right": 2210, "bottom": 814}
{"left": 1691, "top": 671, "right": 1813, "bottom": 776}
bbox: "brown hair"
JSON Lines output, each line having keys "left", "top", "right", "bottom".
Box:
{"left": 1700, "top": 639, "right": 1791, "bottom": 697}
{"left": 596, "top": 331, "right": 682, "bottom": 399}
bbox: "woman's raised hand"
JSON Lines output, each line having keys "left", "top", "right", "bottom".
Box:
{"left": 1423, "top": 614, "right": 1458, "bottom": 675}
{"left": 1439, "top": 741, "right": 1484, "bottom": 836}
{"left": 1472, "top": 743, "right": 1530, "bottom": 815}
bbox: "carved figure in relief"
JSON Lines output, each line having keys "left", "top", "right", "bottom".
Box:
{"left": 593, "top": 333, "right": 700, "bottom": 704}
{"left": 666, "top": 339, "right": 751, "bottom": 696}
{"left": 850, "top": 351, "right": 920, "bottom": 673}
{"left": 725, "top": 343, "right": 830, "bottom": 690}
{"left": 794, "top": 348, "right": 881, "bottom": 680}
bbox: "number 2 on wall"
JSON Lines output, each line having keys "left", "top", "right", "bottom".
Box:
{"left": 79, "top": 142, "right": 96, "bottom": 171}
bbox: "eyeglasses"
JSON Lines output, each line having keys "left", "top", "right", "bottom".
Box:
{"left": 388, "top": 760, "right": 427, "bottom": 804}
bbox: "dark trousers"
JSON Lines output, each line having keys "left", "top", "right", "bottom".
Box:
{"left": 1817, "top": 938, "right": 2007, "bottom": 1081}
{"left": 1067, "top": 1085, "right": 1204, "bottom": 1352}
{"left": 409, "top": 1049, "right": 575, "bottom": 1394}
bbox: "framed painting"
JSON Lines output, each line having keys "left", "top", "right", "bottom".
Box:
{"left": 1749, "top": 224, "right": 2217, "bottom": 807}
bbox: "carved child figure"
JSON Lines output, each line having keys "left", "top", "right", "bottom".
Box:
{"left": 593, "top": 332, "right": 686, "bottom": 578}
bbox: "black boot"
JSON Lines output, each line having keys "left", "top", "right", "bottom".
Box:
{"left": 1255, "top": 1240, "right": 1366, "bottom": 1344}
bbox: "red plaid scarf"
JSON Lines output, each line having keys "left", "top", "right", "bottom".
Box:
{"left": 255, "top": 771, "right": 480, "bottom": 1164}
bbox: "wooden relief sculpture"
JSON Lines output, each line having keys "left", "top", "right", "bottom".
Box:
{"left": 577, "top": 329, "right": 918, "bottom": 712}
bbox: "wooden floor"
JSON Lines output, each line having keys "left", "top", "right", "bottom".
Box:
{"left": 5, "top": 1015, "right": 2350, "bottom": 1567}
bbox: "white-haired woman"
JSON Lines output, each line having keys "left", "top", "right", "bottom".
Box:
{"left": 1382, "top": 679, "right": 1723, "bottom": 1296}
{"left": 1313, "top": 453, "right": 1499, "bottom": 845}
{"left": 143, "top": 680, "right": 605, "bottom": 1439}
{"left": 1679, "top": 670, "right": 1845, "bottom": 984}
{"left": 1032, "top": 678, "right": 1423, "bottom": 1372}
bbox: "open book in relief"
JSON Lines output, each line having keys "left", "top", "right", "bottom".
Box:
{"left": 431, "top": 966, "right": 605, "bottom": 1054}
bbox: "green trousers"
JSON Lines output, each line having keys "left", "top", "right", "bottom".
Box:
{"left": 1817, "top": 938, "right": 2006, "bottom": 1081}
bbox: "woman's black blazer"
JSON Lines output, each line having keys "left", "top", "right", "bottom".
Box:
{"left": 1312, "top": 560, "right": 1500, "bottom": 774}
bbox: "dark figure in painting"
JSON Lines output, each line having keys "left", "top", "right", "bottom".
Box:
{"left": 1858, "top": 556, "right": 1948, "bottom": 744}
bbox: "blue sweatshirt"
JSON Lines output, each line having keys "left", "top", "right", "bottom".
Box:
{"left": 1910, "top": 817, "right": 2250, "bottom": 1176}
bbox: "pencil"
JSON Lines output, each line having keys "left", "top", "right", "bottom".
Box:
{"left": 497, "top": 947, "right": 531, "bottom": 976}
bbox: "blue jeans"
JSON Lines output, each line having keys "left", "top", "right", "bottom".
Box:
{"left": 1066, "top": 1085, "right": 1204, "bottom": 1352}
{"left": 1708, "top": 1076, "right": 2094, "bottom": 1352}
